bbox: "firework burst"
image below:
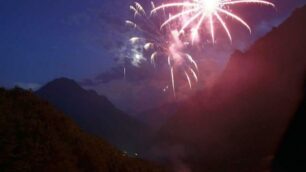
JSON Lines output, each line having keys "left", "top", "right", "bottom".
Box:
{"left": 126, "top": 2, "right": 199, "bottom": 96}
{"left": 151, "top": 0, "right": 275, "bottom": 43}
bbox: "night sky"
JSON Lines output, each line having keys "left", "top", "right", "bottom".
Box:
{"left": 0, "top": 0, "right": 305, "bottom": 112}
{"left": 0, "top": 0, "right": 131, "bottom": 88}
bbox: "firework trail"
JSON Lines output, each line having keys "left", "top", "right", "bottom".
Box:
{"left": 151, "top": 0, "right": 275, "bottom": 43}
{"left": 126, "top": 2, "right": 199, "bottom": 96}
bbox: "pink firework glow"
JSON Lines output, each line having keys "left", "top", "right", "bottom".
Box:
{"left": 126, "top": 2, "right": 199, "bottom": 96}
{"left": 151, "top": 0, "right": 275, "bottom": 43}
{"left": 126, "top": 0, "right": 275, "bottom": 96}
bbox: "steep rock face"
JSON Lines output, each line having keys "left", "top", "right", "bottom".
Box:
{"left": 272, "top": 83, "right": 306, "bottom": 172}
{"left": 0, "top": 88, "right": 164, "bottom": 172}
{"left": 36, "top": 78, "right": 149, "bottom": 153}
{"left": 157, "top": 6, "right": 306, "bottom": 172}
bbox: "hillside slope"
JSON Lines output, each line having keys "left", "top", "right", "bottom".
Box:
{"left": 0, "top": 88, "right": 164, "bottom": 172}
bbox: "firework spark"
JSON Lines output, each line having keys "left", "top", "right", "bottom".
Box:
{"left": 152, "top": 0, "right": 275, "bottom": 43}
{"left": 126, "top": 2, "right": 199, "bottom": 96}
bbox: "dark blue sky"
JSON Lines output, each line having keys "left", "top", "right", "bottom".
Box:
{"left": 0, "top": 0, "right": 305, "bottom": 90}
{"left": 0, "top": 0, "right": 131, "bottom": 88}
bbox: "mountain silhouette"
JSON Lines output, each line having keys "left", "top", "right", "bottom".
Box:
{"left": 36, "top": 78, "right": 149, "bottom": 153}
{"left": 156, "top": 5, "right": 306, "bottom": 172}
{"left": 272, "top": 82, "right": 306, "bottom": 171}
{"left": 0, "top": 87, "right": 164, "bottom": 172}
{"left": 137, "top": 102, "right": 179, "bottom": 131}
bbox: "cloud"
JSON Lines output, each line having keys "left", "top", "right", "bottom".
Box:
{"left": 80, "top": 55, "right": 223, "bottom": 114}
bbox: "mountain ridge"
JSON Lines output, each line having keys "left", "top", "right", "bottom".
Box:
{"left": 36, "top": 77, "right": 150, "bottom": 153}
